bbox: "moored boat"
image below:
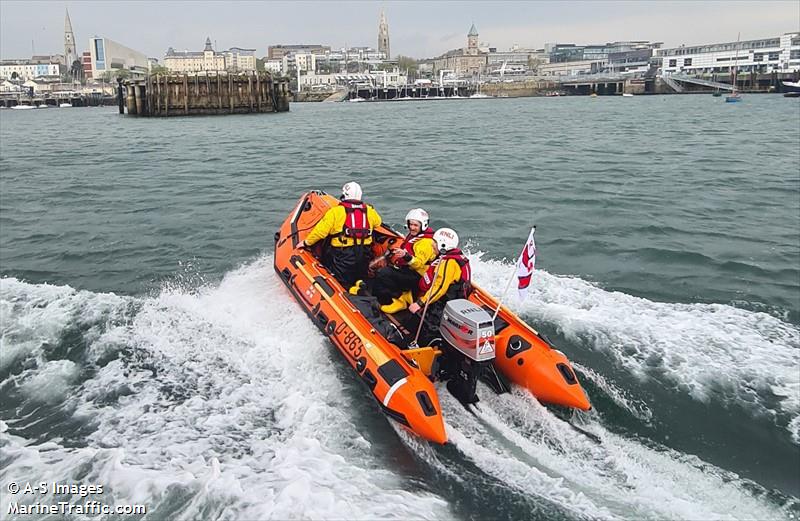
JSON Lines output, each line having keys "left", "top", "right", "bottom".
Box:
{"left": 783, "top": 81, "right": 800, "bottom": 97}
{"left": 725, "top": 91, "right": 742, "bottom": 103}
{"left": 274, "top": 191, "right": 590, "bottom": 444}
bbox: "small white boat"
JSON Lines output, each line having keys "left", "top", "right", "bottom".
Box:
{"left": 59, "top": 103, "right": 73, "bottom": 108}
{"left": 12, "top": 104, "right": 34, "bottom": 110}
{"left": 622, "top": 93, "right": 634, "bottom": 97}
{"left": 347, "top": 97, "right": 366, "bottom": 103}
{"left": 37, "top": 104, "right": 49, "bottom": 108}
{"left": 469, "top": 93, "right": 491, "bottom": 99}
{"left": 783, "top": 80, "right": 800, "bottom": 94}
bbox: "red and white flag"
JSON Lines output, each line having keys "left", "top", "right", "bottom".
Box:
{"left": 516, "top": 227, "right": 537, "bottom": 300}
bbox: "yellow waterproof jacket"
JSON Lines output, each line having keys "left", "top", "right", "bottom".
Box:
{"left": 416, "top": 258, "right": 464, "bottom": 307}
{"left": 406, "top": 237, "right": 438, "bottom": 277}
{"left": 305, "top": 204, "right": 382, "bottom": 248}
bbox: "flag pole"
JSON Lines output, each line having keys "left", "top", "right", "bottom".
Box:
{"left": 492, "top": 226, "right": 535, "bottom": 322}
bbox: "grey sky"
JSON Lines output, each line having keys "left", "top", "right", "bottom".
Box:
{"left": 1, "top": 1, "right": 798, "bottom": 60}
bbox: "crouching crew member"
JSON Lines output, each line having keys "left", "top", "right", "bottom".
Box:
{"left": 297, "top": 181, "right": 382, "bottom": 287}
{"left": 409, "top": 227, "right": 471, "bottom": 318}
{"left": 370, "top": 208, "right": 437, "bottom": 309}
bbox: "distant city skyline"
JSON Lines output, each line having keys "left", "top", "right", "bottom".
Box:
{"left": 1, "top": 0, "right": 798, "bottom": 61}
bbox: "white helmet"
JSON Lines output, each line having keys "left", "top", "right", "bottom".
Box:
{"left": 433, "top": 228, "right": 458, "bottom": 251}
{"left": 341, "top": 181, "right": 362, "bottom": 201}
{"left": 405, "top": 208, "right": 429, "bottom": 230}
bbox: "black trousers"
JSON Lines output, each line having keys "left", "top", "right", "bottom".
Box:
{"left": 370, "top": 266, "right": 420, "bottom": 305}
{"left": 398, "top": 300, "right": 446, "bottom": 346}
{"left": 322, "top": 245, "right": 369, "bottom": 288}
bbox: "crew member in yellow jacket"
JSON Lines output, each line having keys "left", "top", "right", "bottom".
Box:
{"left": 366, "top": 208, "right": 437, "bottom": 311}
{"left": 383, "top": 228, "right": 472, "bottom": 319}
{"left": 297, "top": 182, "right": 382, "bottom": 287}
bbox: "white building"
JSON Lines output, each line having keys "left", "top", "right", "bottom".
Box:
{"left": 0, "top": 61, "right": 60, "bottom": 80}
{"left": 658, "top": 32, "right": 800, "bottom": 75}
{"left": 164, "top": 38, "right": 256, "bottom": 73}
{"left": 282, "top": 53, "right": 316, "bottom": 73}
{"left": 89, "top": 36, "right": 149, "bottom": 79}
{"left": 0, "top": 79, "right": 22, "bottom": 92}
{"left": 300, "top": 68, "right": 407, "bottom": 88}
{"left": 264, "top": 59, "right": 283, "bottom": 74}
{"left": 225, "top": 47, "right": 257, "bottom": 72}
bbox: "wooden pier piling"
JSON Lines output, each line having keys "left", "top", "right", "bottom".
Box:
{"left": 122, "top": 70, "right": 290, "bottom": 117}
{"left": 117, "top": 78, "right": 124, "bottom": 114}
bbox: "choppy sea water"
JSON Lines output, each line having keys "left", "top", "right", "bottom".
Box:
{"left": 1, "top": 95, "right": 798, "bottom": 520}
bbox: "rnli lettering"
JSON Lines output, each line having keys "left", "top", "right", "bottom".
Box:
{"left": 334, "top": 322, "right": 363, "bottom": 359}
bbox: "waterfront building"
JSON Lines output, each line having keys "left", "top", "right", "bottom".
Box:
{"left": 378, "top": 10, "right": 390, "bottom": 59}
{"left": 0, "top": 60, "right": 61, "bottom": 81}
{"left": 282, "top": 53, "right": 316, "bottom": 74}
{"left": 300, "top": 68, "right": 407, "bottom": 89}
{"left": 538, "top": 60, "right": 598, "bottom": 76}
{"left": 535, "top": 41, "right": 661, "bottom": 76}
{"left": 163, "top": 38, "right": 256, "bottom": 73}
{"left": 486, "top": 46, "right": 549, "bottom": 75}
{"left": 0, "top": 79, "right": 22, "bottom": 92}
{"left": 546, "top": 41, "right": 658, "bottom": 64}
{"left": 432, "top": 24, "right": 488, "bottom": 76}
{"left": 64, "top": 9, "right": 78, "bottom": 68}
{"left": 267, "top": 44, "right": 330, "bottom": 60}
{"left": 225, "top": 47, "right": 257, "bottom": 72}
{"left": 607, "top": 49, "right": 655, "bottom": 75}
{"left": 81, "top": 51, "right": 92, "bottom": 79}
{"left": 88, "top": 36, "right": 149, "bottom": 79}
{"left": 274, "top": 47, "right": 388, "bottom": 75}
{"left": 264, "top": 59, "right": 283, "bottom": 74}
{"left": 658, "top": 32, "right": 800, "bottom": 75}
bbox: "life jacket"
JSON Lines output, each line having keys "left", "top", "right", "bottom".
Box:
{"left": 418, "top": 249, "right": 471, "bottom": 299}
{"left": 395, "top": 227, "right": 435, "bottom": 266}
{"left": 337, "top": 200, "right": 372, "bottom": 244}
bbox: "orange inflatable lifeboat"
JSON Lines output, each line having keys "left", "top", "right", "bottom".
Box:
{"left": 274, "top": 191, "right": 590, "bottom": 445}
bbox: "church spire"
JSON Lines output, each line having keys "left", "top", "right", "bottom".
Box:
{"left": 378, "top": 9, "right": 390, "bottom": 59}
{"left": 64, "top": 8, "right": 77, "bottom": 66}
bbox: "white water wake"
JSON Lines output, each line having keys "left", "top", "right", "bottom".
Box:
{"left": 470, "top": 254, "right": 800, "bottom": 444}
{"left": 0, "top": 262, "right": 450, "bottom": 520}
{"left": 439, "top": 386, "right": 792, "bottom": 520}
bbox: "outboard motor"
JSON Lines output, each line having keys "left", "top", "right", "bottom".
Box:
{"left": 437, "top": 299, "right": 496, "bottom": 405}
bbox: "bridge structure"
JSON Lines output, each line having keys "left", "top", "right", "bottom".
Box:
{"left": 558, "top": 73, "right": 628, "bottom": 95}
{"left": 664, "top": 74, "right": 735, "bottom": 92}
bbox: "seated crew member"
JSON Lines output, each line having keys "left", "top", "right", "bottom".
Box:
{"left": 297, "top": 181, "right": 382, "bottom": 287}
{"left": 383, "top": 227, "right": 471, "bottom": 323}
{"left": 367, "top": 208, "right": 437, "bottom": 308}
{"left": 409, "top": 227, "right": 471, "bottom": 316}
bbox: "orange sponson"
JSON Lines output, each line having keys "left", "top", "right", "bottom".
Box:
{"left": 274, "top": 191, "right": 447, "bottom": 444}
{"left": 468, "top": 288, "right": 591, "bottom": 411}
